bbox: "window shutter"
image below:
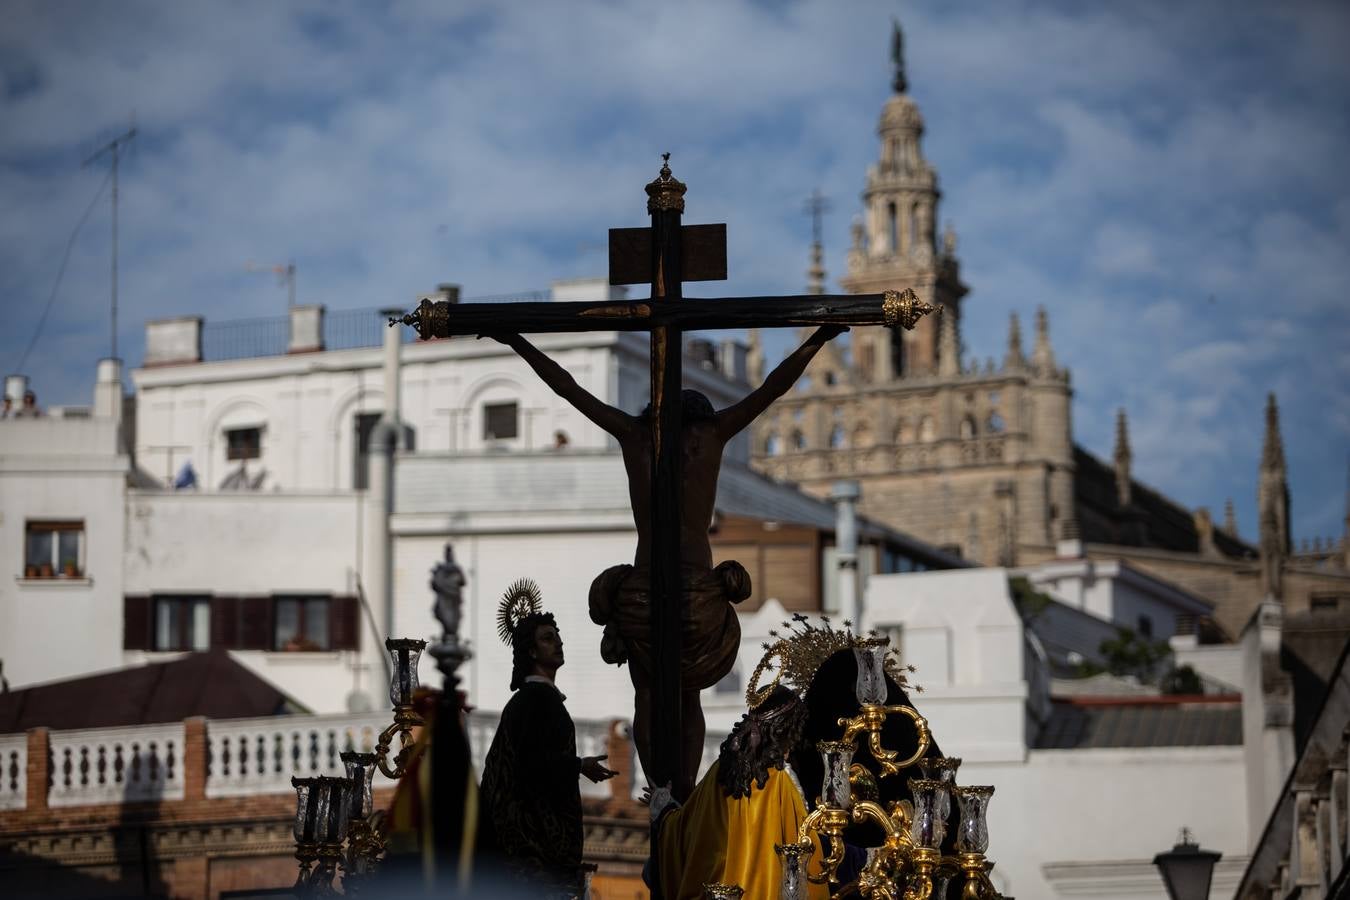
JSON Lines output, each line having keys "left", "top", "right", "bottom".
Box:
{"left": 238, "top": 596, "right": 274, "bottom": 650}
{"left": 123, "top": 595, "right": 152, "bottom": 650}
{"left": 211, "top": 596, "right": 239, "bottom": 649}
{"left": 331, "top": 596, "right": 360, "bottom": 650}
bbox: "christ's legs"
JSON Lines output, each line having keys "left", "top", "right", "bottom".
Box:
{"left": 680, "top": 690, "right": 704, "bottom": 800}
{"left": 630, "top": 682, "right": 700, "bottom": 800}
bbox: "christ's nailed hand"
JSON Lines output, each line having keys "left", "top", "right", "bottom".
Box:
{"left": 581, "top": 754, "right": 618, "bottom": 783}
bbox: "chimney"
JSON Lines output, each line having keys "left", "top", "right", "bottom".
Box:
{"left": 145, "top": 316, "right": 203, "bottom": 366}
{"left": 717, "top": 339, "right": 748, "bottom": 384}
{"left": 94, "top": 359, "right": 123, "bottom": 425}
{"left": 4, "top": 374, "right": 28, "bottom": 406}
{"left": 287, "top": 305, "right": 326, "bottom": 354}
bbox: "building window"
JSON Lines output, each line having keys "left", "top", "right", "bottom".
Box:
{"left": 1311, "top": 593, "right": 1343, "bottom": 613}
{"left": 959, "top": 416, "right": 976, "bottom": 440}
{"left": 918, "top": 416, "right": 935, "bottom": 443}
{"left": 154, "top": 596, "right": 210, "bottom": 651}
{"left": 987, "top": 411, "right": 1005, "bottom": 433}
{"left": 226, "top": 426, "right": 262, "bottom": 461}
{"left": 791, "top": 430, "right": 806, "bottom": 452}
{"left": 275, "top": 596, "right": 332, "bottom": 651}
{"left": 1137, "top": 615, "right": 1154, "bottom": 639}
{"left": 24, "top": 520, "right": 83, "bottom": 578}
{"left": 765, "top": 433, "right": 782, "bottom": 456}
{"left": 483, "top": 402, "right": 519, "bottom": 441}
{"left": 714, "top": 666, "right": 742, "bottom": 696}
{"left": 829, "top": 426, "right": 846, "bottom": 449}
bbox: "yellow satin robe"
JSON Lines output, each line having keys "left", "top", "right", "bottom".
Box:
{"left": 656, "top": 760, "right": 829, "bottom": 900}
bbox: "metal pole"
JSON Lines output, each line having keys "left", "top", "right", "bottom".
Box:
{"left": 831, "top": 480, "right": 862, "bottom": 626}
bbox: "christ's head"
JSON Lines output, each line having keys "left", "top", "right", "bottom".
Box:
{"left": 640, "top": 389, "right": 716, "bottom": 424}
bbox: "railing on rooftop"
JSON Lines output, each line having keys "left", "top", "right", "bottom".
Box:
{"left": 0, "top": 706, "right": 724, "bottom": 810}
{"left": 201, "top": 292, "right": 549, "bottom": 363}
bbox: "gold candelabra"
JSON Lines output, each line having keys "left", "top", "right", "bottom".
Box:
{"left": 783, "top": 643, "right": 1004, "bottom": 900}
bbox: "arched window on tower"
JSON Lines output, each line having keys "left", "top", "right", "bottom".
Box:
{"left": 791, "top": 430, "right": 807, "bottom": 452}
{"left": 887, "top": 202, "right": 899, "bottom": 254}
{"left": 765, "top": 432, "right": 782, "bottom": 456}
{"left": 908, "top": 203, "right": 919, "bottom": 257}
{"left": 987, "top": 411, "right": 1005, "bottom": 434}
{"left": 829, "top": 426, "right": 846, "bottom": 450}
{"left": 959, "top": 416, "right": 976, "bottom": 440}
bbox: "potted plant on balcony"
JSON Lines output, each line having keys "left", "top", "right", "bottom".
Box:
{"left": 24, "top": 564, "right": 38, "bottom": 579}
{"left": 62, "top": 558, "right": 79, "bottom": 577}
{"left": 38, "top": 561, "right": 54, "bottom": 578}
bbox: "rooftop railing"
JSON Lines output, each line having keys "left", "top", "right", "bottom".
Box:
{"left": 199, "top": 293, "right": 549, "bottom": 363}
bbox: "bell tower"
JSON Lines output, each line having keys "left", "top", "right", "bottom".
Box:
{"left": 841, "top": 18, "right": 967, "bottom": 379}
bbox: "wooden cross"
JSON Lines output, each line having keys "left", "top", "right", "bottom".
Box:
{"left": 393, "top": 156, "right": 932, "bottom": 798}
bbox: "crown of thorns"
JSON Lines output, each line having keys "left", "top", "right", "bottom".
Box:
{"left": 496, "top": 578, "right": 544, "bottom": 645}
{"left": 746, "top": 614, "right": 917, "bottom": 709}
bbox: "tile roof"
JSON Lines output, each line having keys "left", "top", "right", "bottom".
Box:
{"left": 1035, "top": 696, "right": 1243, "bottom": 749}
{"left": 0, "top": 650, "right": 304, "bottom": 732}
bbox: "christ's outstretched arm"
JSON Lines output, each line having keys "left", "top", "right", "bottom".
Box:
{"left": 714, "top": 325, "right": 847, "bottom": 440}
{"left": 487, "top": 333, "right": 635, "bottom": 438}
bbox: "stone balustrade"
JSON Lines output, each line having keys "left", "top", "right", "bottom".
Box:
{"left": 48, "top": 723, "right": 185, "bottom": 806}
{"left": 0, "top": 710, "right": 728, "bottom": 811}
{"left": 0, "top": 733, "right": 26, "bottom": 811}
{"left": 205, "top": 712, "right": 392, "bottom": 799}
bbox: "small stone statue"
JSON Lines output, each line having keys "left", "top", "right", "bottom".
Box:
{"left": 428, "top": 544, "right": 470, "bottom": 678}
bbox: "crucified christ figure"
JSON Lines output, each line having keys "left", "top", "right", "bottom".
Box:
{"left": 488, "top": 325, "right": 845, "bottom": 797}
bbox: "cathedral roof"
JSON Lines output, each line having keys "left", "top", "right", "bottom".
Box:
{"left": 1073, "top": 445, "right": 1256, "bottom": 558}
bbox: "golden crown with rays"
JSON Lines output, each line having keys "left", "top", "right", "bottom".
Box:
{"left": 745, "top": 614, "right": 917, "bottom": 710}
{"left": 495, "top": 577, "right": 544, "bottom": 646}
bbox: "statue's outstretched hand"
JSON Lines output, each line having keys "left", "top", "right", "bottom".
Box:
{"left": 581, "top": 754, "right": 618, "bottom": 784}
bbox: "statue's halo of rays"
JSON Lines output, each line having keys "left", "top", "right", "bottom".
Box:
{"left": 496, "top": 577, "right": 544, "bottom": 645}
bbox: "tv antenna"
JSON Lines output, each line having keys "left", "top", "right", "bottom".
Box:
{"left": 82, "top": 125, "right": 137, "bottom": 362}
{"left": 245, "top": 259, "right": 297, "bottom": 309}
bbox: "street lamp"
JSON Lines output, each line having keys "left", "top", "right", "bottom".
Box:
{"left": 1153, "top": 828, "right": 1222, "bottom": 900}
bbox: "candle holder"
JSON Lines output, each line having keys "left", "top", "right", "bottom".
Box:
{"left": 376, "top": 637, "right": 427, "bottom": 778}
{"left": 291, "top": 774, "right": 354, "bottom": 896}
{"left": 292, "top": 777, "right": 320, "bottom": 892}
{"left": 776, "top": 841, "right": 814, "bottom": 900}
{"left": 339, "top": 751, "right": 384, "bottom": 891}
{"left": 954, "top": 785, "right": 996, "bottom": 898}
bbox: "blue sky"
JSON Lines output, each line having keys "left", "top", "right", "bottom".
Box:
{"left": 2, "top": 0, "right": 1348, "bottom": 545}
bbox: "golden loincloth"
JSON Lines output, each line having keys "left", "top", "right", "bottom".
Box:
{"left": 588, "top": 561, "right": 751, "bottom": 691}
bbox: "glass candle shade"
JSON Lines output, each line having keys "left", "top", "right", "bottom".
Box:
{"left": 340, "top": 751, "right": 377, "bottom": 821}
{"left": 919, "top": 757, "right": 961, "bottom": 821}
{"left": 311, "top": 776, "right": 352, "bottom": 844}
{"left": 954, "top": 785, "right": 995, "bottom": 854}
{"left": 818, "top": 741, "right": 855, "bottom": 811}
{"left": 386, "top": 638, "right": 426, "bottom": 708}
{"left": 853, "top": 641, "right": 889, "bottom": 706}
{"left": 908, "top": 778, "right": 944, "bottom": 850}
{"left": 776, "top": 842, "right": 813, "bottom": 900}
{"left": 292, "top": 776, "right": 317, "bottom": 844}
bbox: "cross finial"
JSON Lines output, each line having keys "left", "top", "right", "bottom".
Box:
{"left": 647, "top": 152, "right": 686, "bottom": 213}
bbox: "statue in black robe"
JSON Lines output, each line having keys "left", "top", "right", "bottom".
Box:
{"left": 477, "top": 580, "right": 616, "bottom": 895}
